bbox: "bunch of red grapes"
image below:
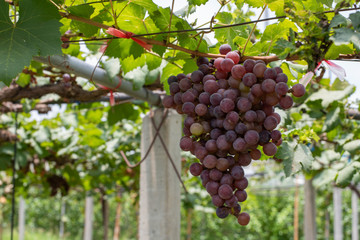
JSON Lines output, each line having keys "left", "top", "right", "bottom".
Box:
{"left": 162, "top": 44, "right": 305, "bottom": 226}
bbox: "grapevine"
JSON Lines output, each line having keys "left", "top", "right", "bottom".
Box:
{"left": 162, "top": 44, "right": 305, "bottom": 226}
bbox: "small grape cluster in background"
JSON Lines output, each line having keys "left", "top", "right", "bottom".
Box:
{"left": 162, "top": 44, "right": 305, "bottom": 226}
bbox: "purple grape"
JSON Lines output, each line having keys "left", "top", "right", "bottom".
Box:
{"left": 226, "top": 51, "right": 240, "bottom": 64}
{"left": 189, "top": 163, "right": 203, "bottom": 176}
{"left": 212, "top": 195, "right": 225, "bottom": 207}
{"left": 179, "top": 78, "right": 192, "bottom": 91}
{"left": 180, "top": 136, "right": 193, "bottom": 151}
{"left": 203, "top": 155, "right": 217, "bottom": 169}
{"left": 238, "top": 212, "right": 250, "bottom": 225}
{"left": 271, "top": 130, "right": 282, "bottom": 141}
{"left": 235, "top": 190, "right": 247, "bottom": 202}
{"left": 231, "top": 64, "right": 246, "bottom": 80}
{"left": 244, "top": 110, "right": 257, "bottom": 122}
{"left": 236, "top": 97, "right": 252, "bottom": 112}
{"left": 264, "top": 93, "right": 279, "bottom": 106}
{"left": 256, "top": 110, "right": 266, "bottom": 123}
{"left": 231, "top": 166, "right": 244, "bottom": 180}
{"left": 191, "top": 70, "right": 204, "bottom": 83}
{"left": 263, "top": 68, "right": 277, "bottom": 80}
{"left": 243, "top": 59, "right": 256, "bottom": 72}
{"left": 199, "top": 92, "right": 210, "bottom": 105}
{"left": 220, "top": 173, "right": 234, "bottom": 185}
{"left": 216, "top": 207, "right": 230, "bottom": 219}
{"left": 219, "top": 44, "right": 232, "bottom": 55}
{"left": 261, "top": 79, "right": 276, "bottom": 93}
{"left": 291, "top": 83, "right": 306, "bottom": 97}
{"left": 220, "top": 98, "right": 235, "bottom": 113}
{"left": 197, "top": 57, "right": 209, "bottom": 66}
{"left": 203, "top": 74, "right": 216, "bottom": 82}
{"left": 226, "top": 111, "right": 239, "bottom": 125}
{"left": 275, "top": 82, "right": 289, "bottom": 96}
{"left": 205, "top": 139, "right": 218, "bottom": 153}
{"left": 217, "top": 79, "right": 229, "bottom": 89}
{"left": 259, "top": 130, "right": 271, "bottom": 145}
{"left": 235, "top": 123, "right": 247, "bottom": 135}
{"left": 225, "top": 130, "right": 237, "bottom": 143}
{"left": 253, "top": 63, "right": 267, "bottom": 78}
{"left": 263, "top": 116, "right": 278, "bottom": 131}
{"left": 194, "top": 146, "right": 208, "bottom": 160}
{"left": 221, "top": 58, "right": 235, "bottom": 73}
{"left": 170, "top": 82, "right": 180, "bottom": 95}
{"left": 177, "top": 73, "right": 186, "bottom": 80}
{"left": 250, "top": 84, "right": 263, "bottom": 97}
{"left": 181, "top": 90, "right": 196, "bottom": 103}
{"left": 216, "top": 157, "right": 230, "bottom": 171}
{"left": 218, "top": 184, "right": 233, "bottom": 200}
{"left": 223, "top": 89, "right": 239, "bottom": 101}
{"left": 206, "top": 181, "right": 220, "bottom": 196}
{"left": 200, "top": 170, "right": 210, "bottom": 186}
{"left": 209, "top": 169, "right": 223, "bottom": 181}
{"left": 244, "top": 130, "right": 259, "bottom": 145}
{"left": 195, "top": 103, "right": 208, "bottom": 116}
{"left": 182, "top": 102, "right": 195, "bottom": 115}
{"left": 233, "top": 138, "right": 247, "bottom": 152}
{"left": 204, "top": 80, "right": 220, "bottom": 94}
{"left": 193, "top": 83, "right": 203, "bottom": 92}
{"left": 210, "top": 128, "right": 222, "bottom": 139}
{"left": 213, "top": 106, "right": 225, "bottom": 119}
{"left": 276, "top": 73, "right": 288, "bottom": 83}
{"left": 216, "top": 135, "right": 231, "bottom": 151}
{"left": 210, "top": 93, "right": 223, "bottom": 106}
{"left": 162, "top": 95, "right": 174, "bottom": 108}
{"left": 238, "top": 153, "right": 252, "bottom": 166}
{"left": 225, "top": 195, "right": 238, "bottom": 207}
{"left": 234, "top": 177, "right": 248, "bottom": 190}
{"left": 274, "top": 66, "right": 283, "bottom": 74}
{"left": 263, "top": 142, "right": 277, "bottom": 156}
{"left": 250, "top": 149, "right": 261, "bottom": 160}
{"left": 242, "top": 73, "right": 257, "bottom": 87}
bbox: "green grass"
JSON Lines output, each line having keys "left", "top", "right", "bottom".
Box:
{"left": 2, "top": 228, "right": 61, "bottom": 240}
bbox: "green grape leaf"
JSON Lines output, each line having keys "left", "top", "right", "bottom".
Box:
{"left": 261, "top": 19, "right": 298, "bottom": 42}
{"left": 183, "top": 59, "right": 198, "bottom": 74}
{"left": 322, "top": 105, "right": 341, "bottom": 132}
{"left": 343, "top": 140, "right": 360, "bottom": 154}
{"left": 294, "top": 144, "right": 313, "bottom": 173}
{"left": 145, "top": 54, "right": 162, "bottom": 71}
{"left": 329, "top": 14, "right": 348, "bottom": 28}
{"left": 121, "top": 54, "right": 146, "bottom": 74}
{"left": 319, "top": 0, "right": 333, "bottom": 7}
{"left": 330, "top": 28, "right": 360, "bottom": 49}
{"left": 349, "top": 12, "right": 360, "bottom": 32}
{"left": 131, "top": 0, "right": 158, "bottom": 12}
{"left": 106, "top": 38, "right": 144, "bottom": 60}
{"left": 306, "top": 86, "right": 355, "bottom": 108}
{"left": 187, "top": 0, "right": 208, "bottom": 6}
{"left": 16, "top": 73, "right": 31, "bottom": 87}
{"left": 68, "top": 5, "right": 98, "bottom": 37}
{"left": 335, "top": 162, "right": 360, "bottom": 187}
{"left": 103, "top": 58, "right": 121, "bottom": 80}
{"left": 0, "top": 0, "right": 62, "bottom": 85}
{"left": 275, "top": 141, "right": 295, "bottom": 177}
{"left": 108, "top": 103, "right": 139, "bottom": 125}
{"left": 272, "top": 39, "right": 296, "bottom": 59}
{"left": 325, "top": 44, "right": 354, "bottom": 59}
{"left": 268, "top": 0, "right": 284, "bottom": 16}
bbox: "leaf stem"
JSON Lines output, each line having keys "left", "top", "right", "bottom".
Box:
{"left": 167, "top": 0, "right": 176, "bottom": 44}
{"left": 109, "top": 0, "right": 119, "bottom": 29}
{"left": 241, "top": 4, "right": 267, "bottom": 56}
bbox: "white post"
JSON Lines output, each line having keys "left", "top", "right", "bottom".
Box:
{"left": 59, "top": 200, "right": 66, "bottom": 238}
{"left": 139, "top": 109, "right": 182, "bottom": 240}
{"left": 333, "top": 187, "right": 343, "bottom": 240}
{"left": 304, "top": 178, "right": 317, "bottom": 240}
{"left": 83, "top": 196, "right": 93, "bottom": 240}
{"left": 352, "top": 188, "right": 359, "bottom": 240}
{"left": 18, "top": 196, "right": 25, "bottom": 240}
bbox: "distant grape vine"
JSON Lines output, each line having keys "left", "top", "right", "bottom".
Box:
{"left": 162, "top": 44, "right": 305, "bottom": 226}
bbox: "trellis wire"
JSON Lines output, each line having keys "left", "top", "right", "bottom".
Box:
{"left": 63, "top": 6, "right": 360, "bottom": 44}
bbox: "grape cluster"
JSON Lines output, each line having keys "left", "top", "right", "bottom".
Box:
{"left": 162, "top": 44, "right": 305, "bottom": 226}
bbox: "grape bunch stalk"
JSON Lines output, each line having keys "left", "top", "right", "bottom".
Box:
{"left": 162, "top": 44, "right": 306, "bottom": 226}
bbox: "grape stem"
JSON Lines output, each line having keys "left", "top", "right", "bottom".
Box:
{"left": 241, "top": 4, "right": 267, "bottom": 56}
